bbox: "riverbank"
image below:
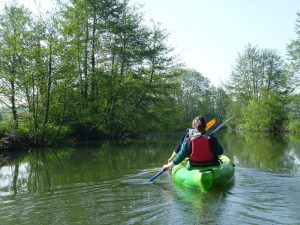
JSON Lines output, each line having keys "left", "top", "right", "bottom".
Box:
{"left": 0, "top": 129, "right": 140, "bottom": 151}
{"left": 0, "top": 133, "right": 22, "bottom": 151}
{"left": 0, "top": 123, "right": 298, "bottom": 151}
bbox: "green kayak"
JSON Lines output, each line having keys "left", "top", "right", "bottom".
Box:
{"left": 171, "top": 155, "right": 235, "bottom": 192}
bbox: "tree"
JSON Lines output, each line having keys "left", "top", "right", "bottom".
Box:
{"left": 212, "top": 87, "right": 231, "bottom": 120}
{"left": 227, "top": 44, "right": 287, "bottom": 104}
{"left": 287, "top": 12, "right": 300, "bottom": 91}
{"left": 226, "top": 44, "right": 289, "bottom": 132}
{"left": 287, "top": 93, "right": 300, "bottom": 133}
{"left": 0, "top": 4, "right": 32, "bottom": 131}
{"left": 243, "top": 91, "right": 287, "bottom": 132}
{"left": 171, "top": 68, "right": 215, "bottom": 126}
{"left": 287, "top": 12, "right": 300, "bottom": 133}
{"left": 58, "top": 0, "right": 178, "bottom": 137}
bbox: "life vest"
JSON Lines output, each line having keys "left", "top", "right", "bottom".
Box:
{"left": 189, "top": 135, "right": 218, "bottom": 166}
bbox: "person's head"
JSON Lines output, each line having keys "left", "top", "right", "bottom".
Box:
{"left": 193, "top": 116, "right": 206, "bottom": 132}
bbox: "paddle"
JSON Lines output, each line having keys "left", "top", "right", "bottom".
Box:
{"left": 148, "top": 168, "right": 165, "bottom": 182}
{"left": 206, "top": 119, "right": 216, "bottom": 131}
{"left": 209, "top": 115, "right": 236, "bottom": 136}
{"left": 148, "top": 118, "right": 216, "bottom": 182}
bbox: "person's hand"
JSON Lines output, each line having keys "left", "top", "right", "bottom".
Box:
{"left": 162, "top": 164, "right": 169, "bottom": 171}
{"left": 167, "top": 158, "right": 172, "bottom": 163}
{"left": 163, "top": 161, "right": 174, "bottom": 171}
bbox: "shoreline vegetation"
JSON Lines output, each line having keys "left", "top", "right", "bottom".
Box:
{"left": 0, "top": 1, "right": 299, "bottom": 151}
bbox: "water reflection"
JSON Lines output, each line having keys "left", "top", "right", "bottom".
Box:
{"left": 0, "top": 138, "right": 173, "bottom": 196}
{"left": 0, "top": 133, "right": 299, "bottom": 196}
{"left": 0, "top": 132, "right": 299, "bottom": 224}
{"left": 223, "top": 132, "right": 300, "bottom": 172}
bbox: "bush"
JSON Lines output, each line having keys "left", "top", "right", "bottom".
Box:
{"left": 0, "top": 113, "right": 12, "bottom": 136}
{"left": 18, "top": 121, "right": 73, "bottom": 145}
{"left": 242, "top": 93, "right": 287, "bottom": 132}
{"left": 288, "top": 119, "right": 300, "bottom": 133}
{"left": 0, "top": 121, "right": 11, "bottom": 137}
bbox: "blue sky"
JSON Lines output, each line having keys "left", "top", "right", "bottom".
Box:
{"left": 133, "top": 0, "right": 299, "bottom": 86}
{"left": 3, "top": 0, "right": 299, "bottom": 86}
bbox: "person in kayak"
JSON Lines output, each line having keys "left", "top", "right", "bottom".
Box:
{"left": 163, "top": 116, "right": 223, "bottom": 170}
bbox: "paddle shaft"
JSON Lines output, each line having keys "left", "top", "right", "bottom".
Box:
{"left": 210, "top": 115, "right": 236, "bottom": 136}
{"left": 148, "top": 169, "right": 165, "bottom": 182}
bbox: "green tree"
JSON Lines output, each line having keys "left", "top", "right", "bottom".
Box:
{"left": 58, "top": 0, "right": 178, "bottom": 137}
{"left": 243, "top": 91, "right": 287, "bottom": 132}
{"left": 212, "top": 87, "right": 231, "bottom": 120}
{"left": 18, "top": 11, "right": 67, "bottom": 145}
{"left": 227, "top": 44, "right": 287, "bottom": 103}
{"left": 226, "top": 44, "right": 289, "bottom": 132}
{"left": 287, "top": 12, "right": 300, "bottom": 90}
{"left": 287, "top": 12, "right": 300, "bottom": 133}
{"left": 0, "top": 4, "right": 32, "bottom": 131}
{"left": 172, "top": 68, "right": 216, "bottom": 126}
{"left": 287, "top": 93, "right": 300, "bottom": 133}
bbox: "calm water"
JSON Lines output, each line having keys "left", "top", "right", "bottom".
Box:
{"left": 0, "top": 132, "right": 299, "bottom": 225}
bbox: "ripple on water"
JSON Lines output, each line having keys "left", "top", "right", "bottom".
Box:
{"left": 0, "top": 166, "right": 299, "bottom": 225}
{"left": 223, "top": 167, "right": 300, "bottom": 225}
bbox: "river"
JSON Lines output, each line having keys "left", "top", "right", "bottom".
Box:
{"left": 0, "top": 132, "right": 299, "bottom": 225}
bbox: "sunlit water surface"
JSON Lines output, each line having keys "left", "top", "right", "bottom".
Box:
{"left": 0, "top": 132, "right": 299, "bottom": 225}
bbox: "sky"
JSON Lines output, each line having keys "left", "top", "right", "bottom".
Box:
{"left": 1, "top": 0, "right": 299, "bottom": 86}
{"left": 133, "top": 0, "right": 299, "bottom": 86}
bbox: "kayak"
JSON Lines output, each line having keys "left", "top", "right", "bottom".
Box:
{"left": 171, "top": 155, "right": 235, "bottom": 192}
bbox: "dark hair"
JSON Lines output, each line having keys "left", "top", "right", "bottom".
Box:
{"left": 194, "top": 116, "right": 206, "bottom": 132}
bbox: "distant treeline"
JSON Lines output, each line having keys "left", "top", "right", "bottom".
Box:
{"left": 0, "top": 1, "right": 299, "bottom": 149}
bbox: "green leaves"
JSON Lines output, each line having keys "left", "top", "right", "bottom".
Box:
{"left": 2, "top": 1, "right": 299, "bottom": 147}
{"left": 225, "top": 44, "right": 290, "bottom": 132}
{"left": 243, "top": 92, "right": 287, "bottom": 132}
{"left": 227, "top": 44, "right": 287, "bottom": 103}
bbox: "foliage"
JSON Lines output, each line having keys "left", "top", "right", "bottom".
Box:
{"left": 242, "top": 92, "right": 288, "bottom": 132}
{"left": 286, "top": 12, "right": 300, "bottom": 133}
{"left": 0, "top": 0, "right": 181, "bottom": 145}
{"left": 225, "top": 44, "right": 290, "bottom": 132}
{"left": 171, "top": 68, "right": 219, "bottom": 127}
{"left": 287, "top": 93, "right": 300, "bottom": 133}
{"left": 0, "top": 121, "right": 10, "bottom": 136}
{"left": 226, "top": 44, "right": 288, "bottom": 103}
{"left": 1, "top": 1, "right": 300, "bottom": 148}
{"left": 212, "top": 87, "right": 231, "bottom": 120}
{"left": 288, "top": 120, "right": 300, "bottom": 133}
{"left": 287, "top": 12, "right": 300, "bottom": 91}
{"left": 0, "top": 4, "right": 32, "bottom": 131}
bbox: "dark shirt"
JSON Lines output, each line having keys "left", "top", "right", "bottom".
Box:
{"left": 175, "top": 129, "right": 194, "bottom": 153}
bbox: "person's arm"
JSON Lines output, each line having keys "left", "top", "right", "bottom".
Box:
{"left": 163, "top": 139, "right": 191, "bottom": 171}
{"left": 167, "top": 130, "right": 189, "bottom": 163}
{"left": 168, "top": 151, "right": 177, "bottom": 163}
{"left": 172, "top": 139, "right": 191, "bottom": 165}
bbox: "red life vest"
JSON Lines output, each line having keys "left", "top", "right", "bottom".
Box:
{"left": 189, "top": 135, "right": 218, "bottom": 166}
